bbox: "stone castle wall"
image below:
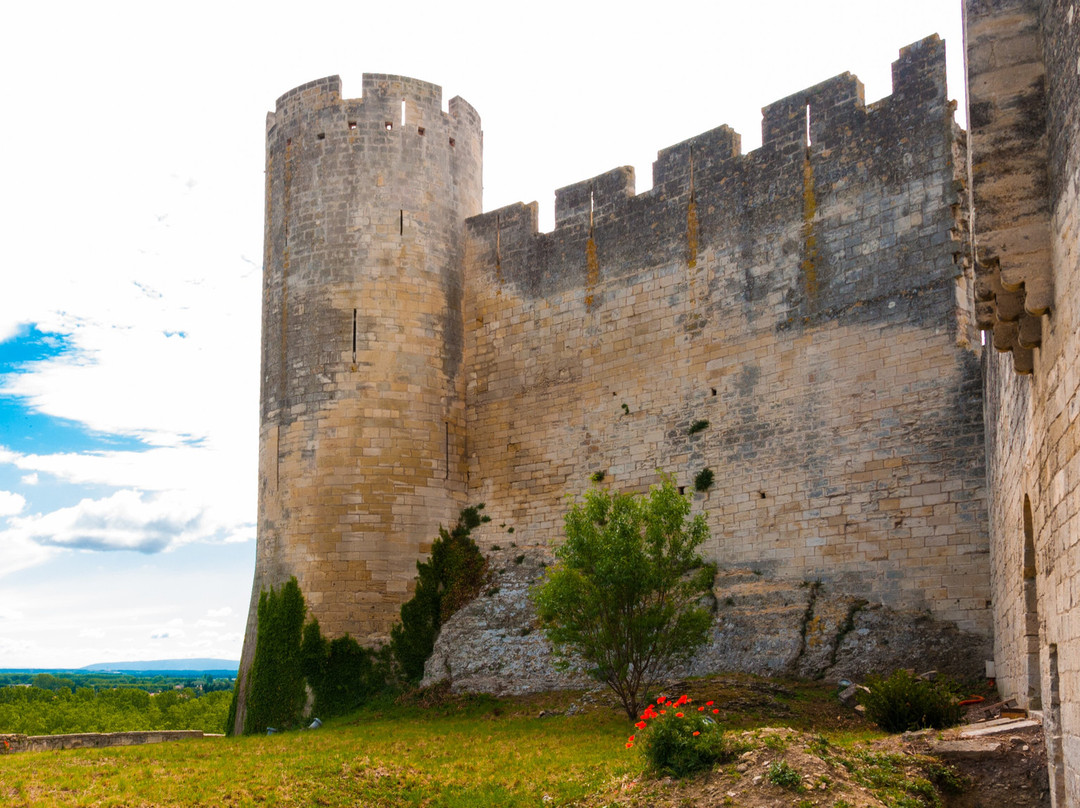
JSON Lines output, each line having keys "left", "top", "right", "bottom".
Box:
{"left": 462, "top": 36, "right": 992, "bottom": 633}
{"left": 967, "top": 0, "right": 1080, "bottom": 804}
{"left": 235, "top": 75, "right": 482, "bottom": 731}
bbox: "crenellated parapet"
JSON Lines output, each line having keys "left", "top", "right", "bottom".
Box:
{"left": 462, "top": 35, "right": 989, "bottom": 642}
{"left": 466, "top": 36, "right": 959, "bottom": 326}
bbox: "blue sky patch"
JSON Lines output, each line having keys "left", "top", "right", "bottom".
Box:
{"left": 0, "top": 325, "right": 72, "bottom": 372}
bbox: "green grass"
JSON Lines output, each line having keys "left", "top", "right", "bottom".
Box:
{"left": 0, "top": 696, "right": 638, "bottom": 807}
{"left": 0, "top": 678, "right": 960, "bottom": 807}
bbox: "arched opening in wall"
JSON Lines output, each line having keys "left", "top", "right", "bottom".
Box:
{"left": 1022, "top": 494, "right": 1041, "bottom": 708}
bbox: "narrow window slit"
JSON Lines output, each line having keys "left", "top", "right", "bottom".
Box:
{"left": 400, "top": 210, "right": 404, "bottom": 235}
{"left": 351, "top": 309, "right": 357, "bottom": 363}
{"left": 401, "top": 100, "right": 406, "bottom": 127}
{"left": 444, "top": 422, "right": 450, "bottom": 480}
{"left": 805, "top": 103, "right": 812, "bottom": 146}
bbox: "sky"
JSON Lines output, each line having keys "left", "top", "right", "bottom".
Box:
{"left": 0, "top": 0, "right": 966, "bottom": 669}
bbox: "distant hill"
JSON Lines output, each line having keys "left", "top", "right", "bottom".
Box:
{"left": 81, "top": 658, "right": 239, "bottom": 673}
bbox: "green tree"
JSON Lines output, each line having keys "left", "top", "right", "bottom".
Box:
{"left": 532, "top": 476, "right": 716, "bottom": 721}
{"left": 390, "top": 505, "right": 490, "bottom": 683}
{"left": 243, "top": 577, "right": 307, "bottom": 734}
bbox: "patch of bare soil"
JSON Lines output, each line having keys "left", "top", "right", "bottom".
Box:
{"left": 575, "top": 683, "right": 1050, "bottom": 808}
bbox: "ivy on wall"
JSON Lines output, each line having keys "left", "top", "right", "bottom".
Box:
{"left": 390, "top": 505, "right": 490, "bottom": 683}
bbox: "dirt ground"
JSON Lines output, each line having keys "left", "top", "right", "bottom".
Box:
{"left": 570, "top": 678, "right": 1051, "bottom": 808}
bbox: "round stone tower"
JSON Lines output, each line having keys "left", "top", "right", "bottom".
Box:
{"left": 234, "top": 75, "right": 482, "bottom": 728}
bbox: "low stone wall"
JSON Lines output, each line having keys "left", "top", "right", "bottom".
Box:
{"left": 0, "top": 730, "right": 206, "bottom": 754}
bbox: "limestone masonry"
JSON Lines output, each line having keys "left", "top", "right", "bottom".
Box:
{"left": 236, "top": 1, "right": 1080, "bottom": 801}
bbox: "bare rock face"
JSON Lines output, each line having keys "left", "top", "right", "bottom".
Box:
{"left": 423, "top": 555, "right": 991, "bottom": 694}
{"left": 422, "top": 547, "right": 591, "bottom": 695}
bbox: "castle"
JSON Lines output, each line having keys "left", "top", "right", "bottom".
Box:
{"left": 234, "top": 0, "right": 1079, "bottom": 802}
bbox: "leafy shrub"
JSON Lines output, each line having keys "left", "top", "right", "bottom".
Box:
{"left": 390, "top": 505, "right": 490, "bottom": 683}
{"left": 766, "top": 760, "right": 802, "bottom": 789}
{"left": 632, "top": 695, "right": 742, "bottom": 777}
{"left": 301, "top": 620, "right": 383, "bottom": 718}
{"left": 687, "top": 419, "right": 709, "bottom": 436}
{"left": 859, "top": 670, "right": 962, "bottom": 732}
{"left": 591, "top": 470, "right": 606, "bottom": 483}
{"left": 533, "top": 477, "right": 715, "bottom": 720}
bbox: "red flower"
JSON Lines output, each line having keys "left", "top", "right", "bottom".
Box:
{"left": 712, "top": 708, "right": 719, "bottom": 714}
{"left": 635, "top": 721, "right": 646, "bottom": 730}
{"left": 675, "top": 712, "right": 684, "bottom": 718}
{"left": 698, "top": 706, "right": 704, "bottom": 711}
{"left": 675, "top": 695, "right": 689, "bottom": 706}
{"left": 706, "top": 701, "right": 714, "bottom": 706}
{"left": 657, "top": 696, "right": 666, "bottom": 704}
{"left": 628, "top": 735, "right": 635, "bottom": 742}
{"left": 660, "top": 710, "right": 666, "bottom": 714}
{"left": 625, "top": 741, "right": 634, "bottom": 749}
{"left": 693, "top": 731, "right": 700, "bottom": 736}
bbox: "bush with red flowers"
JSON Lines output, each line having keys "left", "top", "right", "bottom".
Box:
{"left": 627, "top": 694, "right": 745, "bottom": 777}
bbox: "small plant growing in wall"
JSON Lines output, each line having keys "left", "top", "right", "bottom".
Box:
{"left": 694, "top": 468, "right": 715, "bottom": 492}
{"left": 621, "top": 403, "right": 630, "bottom": 416}
{"left": 688, "top": 419, "right": 710, "bottom": 436}
{"left": 591, "top": 470, "right": 607, "bottom": 483}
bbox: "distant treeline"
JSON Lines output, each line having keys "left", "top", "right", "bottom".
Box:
{"left": 0, "top": 671, "right": 234, "bottom": 693}
{"left": 0, "top": 673, "right": 234, "bottom": 735}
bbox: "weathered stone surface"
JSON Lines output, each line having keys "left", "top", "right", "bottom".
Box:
{"left": 424, "top": 560, "right": 991, "bottom": 694}
{"left": 1, "top": 731, "right": 204, "bottom": 754}
{"left": 967, "top": 0, "right": 1080, "bottom": 805}
{"left": 423, "top": 547, "right": 591, "bottom": 695}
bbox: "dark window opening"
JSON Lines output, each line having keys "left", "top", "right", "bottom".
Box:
{"left": 351, "top": 309, "right": 357, "bottom": 363}
{"left": 399, "top": 210, "right": 404, "bottom": 235}
{"left": 385, "top": 121, "right": 393, "bottom": 131}
{"left": 711, "top": 387, "right": 717, "bottom": 396}
{"left": 449, "top": 137, "right": 455, "bottom": 147}
{"left": 417, "top": 126, "right": 425, "bottom": 136}
{"left": 348, "top": 121, "right": 357, "bottom": 130}
{"left": 316, "top": 132, "right": 325, "bottom": 140}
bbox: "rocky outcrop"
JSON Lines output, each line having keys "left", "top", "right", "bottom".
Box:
{"left": 422, "top": 550, "right": 991, "bottom": 694}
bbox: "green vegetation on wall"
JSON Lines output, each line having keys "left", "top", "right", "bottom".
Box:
{"left": 390, "top": 505, "right": 490, "bottom": 683}
{"left": 300, "top": 620, "right": 384, "bottom": 719}
{"left": 242, "top": 577, "right": 307, "bottom": 734}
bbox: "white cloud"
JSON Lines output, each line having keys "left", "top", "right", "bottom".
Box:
{"left": 3, "top": 489, "right": 222, "bottom": 554}
{"left": 0, "top": 490, "right": 26, "bottom": 516}
{"left": 20, "top": 473, "right": 38, "bottom": 485}
{"left": 79, "top": 627, "right": 106, "bottom": 639}
{"left": 206, "top": 607, "right": 233, "bottom": 618}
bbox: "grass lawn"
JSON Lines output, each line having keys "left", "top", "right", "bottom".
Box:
{"left": 0, "top": 690, "right": 642, "bottom": 807}
{"left": 0, "top": 677, "right": 909, "bottom": 808}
